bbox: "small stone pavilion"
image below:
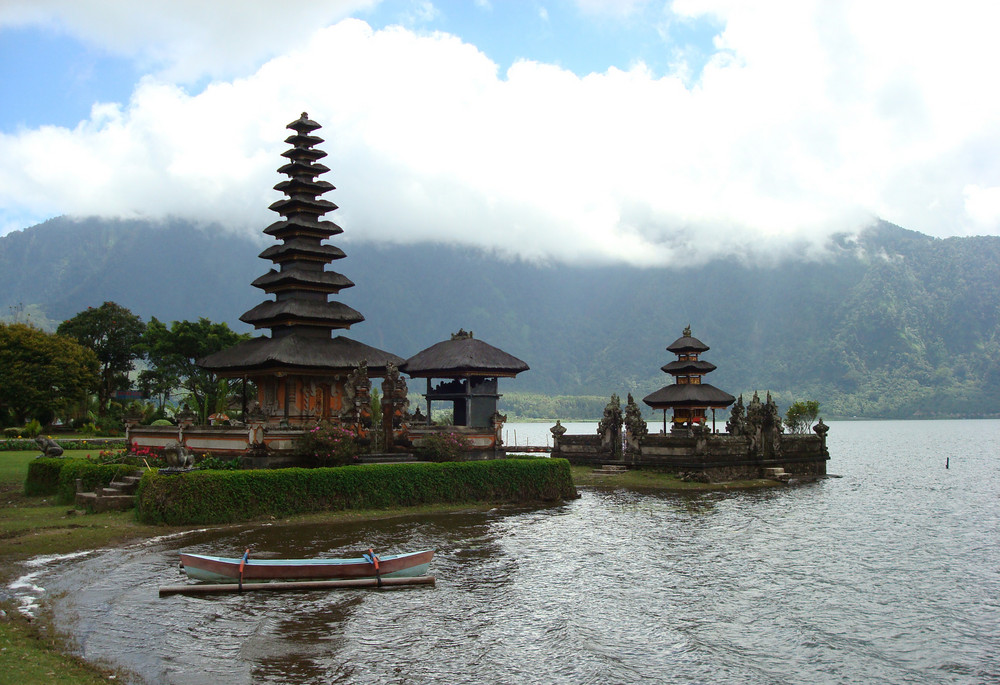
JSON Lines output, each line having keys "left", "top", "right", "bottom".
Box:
{"left": 642, "top": 326, "right": 735, "bottom": 433}
{"left": 130, "top": 114, "right": 408, "bottom": 462}
{"left": 552, "top": 326, "right": 830, "bottom": 481}
{"left": 402, "top": 330, "right": 529, "bottom": 458}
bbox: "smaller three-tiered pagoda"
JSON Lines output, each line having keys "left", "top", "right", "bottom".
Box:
{"left": 642, "top": 326, "right": 735, "bottom": 433}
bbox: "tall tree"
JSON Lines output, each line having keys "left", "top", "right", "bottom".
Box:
{"left": 0, "top": 323, "right": 99, "bottom": 424}
{"left": 57, "top": 302, "right": 145, "bottom": 416}
{"left": 142, "top": 317, "right": 250, "bottom": 421}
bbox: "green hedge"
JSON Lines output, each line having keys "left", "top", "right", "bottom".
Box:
{"left": 2, "top": 438, "right": 126, "bottom": 452}
{"left": 136, "top": 458, "right": 577, "bottom": 525}
{"left": 25, "top": 458, "right": 139, "bottom": 504}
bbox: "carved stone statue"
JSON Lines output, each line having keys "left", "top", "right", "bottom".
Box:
{"left": 381, "top": 361, "right": 410, "bottom": 450}
{"left": 490, "top": 411, "right": 507, "bottom": 446}
{"left": 726, "top": 395, "right": 746, "bottom": 436}
{"left": 35, "top": 435, "right": 63, "bottom": 458}
{"left": 745, "top": 391, "right": 764, "bottom": 456}
{"left": 597, "top": 394, "right": 623, "bottom": 458}
{"left": 623, "top": 393, "right": 647, "bottom": 454}
{"left": 161, "top": 440, "right": 194, "bottom": 468}
{"left": 813, "top": 418, "right": 830, "bottom": 456}
{"left": 763, "top": 392, "right": 784, "bottom": 456}
{"left": 344, "top": 361, "right": 372, "bottom": 438}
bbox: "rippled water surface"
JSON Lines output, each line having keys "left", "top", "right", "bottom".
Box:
{"left": 26, "top": 420, "right": 1000, "bottom": 684}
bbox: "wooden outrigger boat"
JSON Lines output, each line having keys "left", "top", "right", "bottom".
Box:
{"left": 179, "top": 549, "right": 434, "bottom": 584}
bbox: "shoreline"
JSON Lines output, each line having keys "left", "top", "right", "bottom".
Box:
{"left": 0, "top": 456, "right": 790, "bottom": 683}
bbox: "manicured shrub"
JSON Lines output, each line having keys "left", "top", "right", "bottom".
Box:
{"left": 136, "top": 458, "right": 577, "bottom": 525}
{"left": 24, "top": 458, "right": 65, "bottom": 496}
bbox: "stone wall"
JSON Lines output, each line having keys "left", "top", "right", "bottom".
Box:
{"left": 550, "top": 434, "right": 611, "bottom": 465}
{"left": 552, "top": 428, "right": 829, "bottom": 481}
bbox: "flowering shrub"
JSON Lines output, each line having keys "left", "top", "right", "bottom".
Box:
{"left": 419, "top": 432, "right": 472, "bottom": 461}
{"left": 78, "top": 441, "right": 167, "bottom": 468}
{"left": 294, "top": 422, "right": 360, "bottom": 467}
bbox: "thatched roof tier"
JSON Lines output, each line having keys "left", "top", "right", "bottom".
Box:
{"left": 268, "top": 196, "right": 338, "bottom": 216}
{"left": 251, "top": 267, "right": 354, "bottom": 293}
{"left": 199, "top": 334, "right": 403, "bottom": 376}
{"left": 258, "top": 240, "right": 346, "bottom": 263}
{"left": 660, "top": 359, "right": 717, "bottom": 374}
{"left": 240, "top": 299, "right": 364, "bottom": 329}
{"left": 284, "top": 132, "right": 323, "bottom": 148}
{"left": 287, "top": 113, "right": 321, "bottom": 133}
{"left": 402, "top": 331, "right": 529, "bottom": 378}
{"left": 666, "top": 331, "right": 710, "bottom": 354}
{"left": 277, "top": 160, "right": 330, "bottom": 178}
{"left": 281, "top": 146, "right": 327, "bottom": 163}
{"left": 273, "top": 178, "right": 335, "bottom": 196}
{"left": 642, "top": 383, "right": 735, "bottom": 409}
{"left": 263, "top": 218, "right": 343, "bottom": 239}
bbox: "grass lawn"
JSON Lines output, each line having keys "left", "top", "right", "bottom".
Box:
{"left": 0, "top": 448, "right": 163, "bottom": 682}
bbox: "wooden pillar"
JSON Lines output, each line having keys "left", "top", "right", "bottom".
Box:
{"left": 464, "top": 378, "right": 471, "bottom": 428}
{"left": 426, "top": 378, "right": 432, "bottom": 425}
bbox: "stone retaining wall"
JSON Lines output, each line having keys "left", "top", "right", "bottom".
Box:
{"left": 553, "top": 429, "right": 829, "bottom": 480}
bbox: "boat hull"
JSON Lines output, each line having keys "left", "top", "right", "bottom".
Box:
{"left": 179, "top": 550, "right": 434, "bottom": 583}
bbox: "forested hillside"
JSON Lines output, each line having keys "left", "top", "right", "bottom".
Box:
{"left": 2, "top": 216, "right": 998, "bottom": 419}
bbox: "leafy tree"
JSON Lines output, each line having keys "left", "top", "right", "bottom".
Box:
{"left": 784, "top": 400, "right": 820, "bottom": 433}
{"left": 57, "top": 302, "right": 145, "bottom": 416}
{"left": 0, "top": 322, "right": 100, "bottom": 424}
{"left": 141, "top": 317, "right": 250, "bottom": 422}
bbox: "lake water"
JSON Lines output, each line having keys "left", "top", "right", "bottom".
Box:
{"left": 14, "top": 420, "right": 1000, "bottom": 684}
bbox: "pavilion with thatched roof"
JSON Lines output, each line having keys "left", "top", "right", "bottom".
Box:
{"left": 401, "top": 329, "right": 528, "bottom": 428}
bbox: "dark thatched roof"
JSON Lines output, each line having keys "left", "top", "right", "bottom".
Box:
{"left": 258, "top": 239, "right": 345, "bottom": 263}
{"left": 660, "top": 359, "right": 717, "bottom": 374}
{"left": 250, "top": 267, "right": 354, "bottom": 293}
{"left": 401, "top": 331, "right": 529, "bottom": 378}
{"left": 666, "top": 332, "right": 709, "bottom": 354}
{"left": 198, "top": 334, "right": 404, "bottom": 376}
{"left": 240, "top": 299, "right": 363, "bottom": 329}
{"left": 642, "top": 383, "right": 735, "bottom": 409}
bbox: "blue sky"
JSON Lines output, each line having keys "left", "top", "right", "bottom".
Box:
{"left": 1, "top": 1, "right": 998, "bottom": 264}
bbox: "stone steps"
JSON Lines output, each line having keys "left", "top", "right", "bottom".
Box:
{"left": 762, "top": 467, "right": 792, "bottom": 482}
{"left": 592, "top": 464, "right": 627, "bottom": 475}
{"left": 75, "top": 470, "right": 143, "bottom": 512}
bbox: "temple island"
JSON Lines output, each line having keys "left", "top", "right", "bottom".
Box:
{"left": 550, "top": 327, "right": 830, "bottom": 480}
{"left": 127, "top": 114, "right": 829, "bottom": 480}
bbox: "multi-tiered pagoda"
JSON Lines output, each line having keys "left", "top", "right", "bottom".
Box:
{"left": 200, "top": 113, "right": 403, "bottom": 425}
{"left": 642, "top": 326, "right": 735, "bottom": 433}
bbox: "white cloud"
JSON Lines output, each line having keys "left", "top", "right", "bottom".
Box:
{"left": 0, "top": 0, "right": 378, "bottom": 81}
{"left": 2, "top": 3, "right": 1000, "bottom": 265}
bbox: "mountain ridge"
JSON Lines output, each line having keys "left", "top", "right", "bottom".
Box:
{"left": 2, "top": 216, "right": 998, "bottom": 419}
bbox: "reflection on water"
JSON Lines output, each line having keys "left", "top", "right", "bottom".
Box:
{"left": 19, "top": 420, "right": 1000, "bottom": 684}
